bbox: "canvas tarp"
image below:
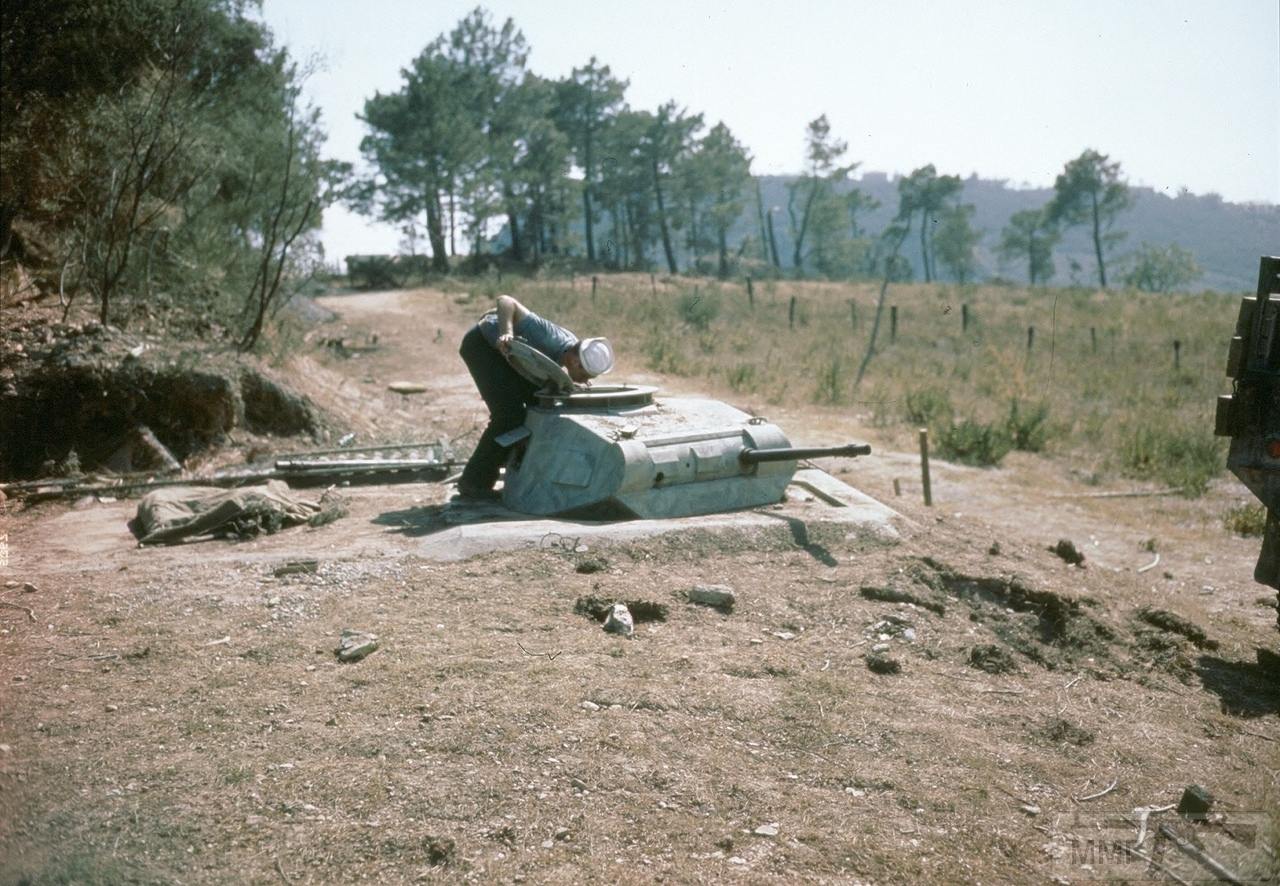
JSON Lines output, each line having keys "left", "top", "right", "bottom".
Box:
{"left": 129, "top": 480, "right": 320, "bottom": 545}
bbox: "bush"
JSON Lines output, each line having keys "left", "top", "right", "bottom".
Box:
{"left": 1223, "top": 502, "right": 1267, "bottom": 537}
{"left": 726, "top": 363, "right": 757, "bottom": 392}
{"left": 678, "top": 290, "right": 719, "bottom": 330}
{"left": 904, "top": 387, "right": 953, "bottom": 426}
{"left": 935, "top": 419, "right": 1013, "bottom": 467}
{"left": 814, "top": 356, "right": 844, "bottom": 404}
{"left": 1005, "top": 398, "right": 1049, "bottom": 452}
{"left": 1119, "top": 425, "right": 1224, "bottom": 496}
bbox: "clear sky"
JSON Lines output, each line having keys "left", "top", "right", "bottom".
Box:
{"left": 258, "top": 0, "right": 1280, "bottom": 260}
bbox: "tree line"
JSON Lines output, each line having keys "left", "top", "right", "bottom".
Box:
{"left": 355, "top": 8, "right": 1201, "bottom": 293}
{"left": 0, "top": 0, "right": 339, "bottom": 347}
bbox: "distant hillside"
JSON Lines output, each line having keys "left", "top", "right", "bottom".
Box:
{"left": 753, "top": 174, "right": 1278, "bottom": 292}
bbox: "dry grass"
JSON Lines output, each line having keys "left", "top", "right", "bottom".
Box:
{"left": 467, "top": 273, "right": 1235, "bottom": 492}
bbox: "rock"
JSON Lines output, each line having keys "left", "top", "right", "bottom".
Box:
{"left": 575, "top": 557, "right": 608, "bottom": 575}
{"left": 902, "top": 628, "right": 917, "bottom": 642}
{"left": 579, "top": 701, "right": 600, "bottom": 712}
{"left": 1021, "top": 804, "right": 1040, "bottom": 816}
{"left": 21, "top": 583, "right": 37, "bottom": 594}
{"left": 687, "top": 584, "right": 736, "bottom": 611}
{"left": 335, "top": 629, "right": 379, "bottom": 663}
{"left": 988, "top": 541, "right": 1002, "bottom": 556}
{"left": 968, "top": 644, "right": 1018, "bottom": 674}
{"left": 753, "top": 822, "right": 779, "bottom": 837}
{"left": 274, "top": 559, "right": 319, "bottom": 577}
{"left": 871, "top": 642, "right": 890, "bottom": 653}
{"left": 770, "top": 631, "right": 797, "bottom": 641}
{"left": 553, "top": 827, "right": 570, "bottom": 841}
{"left": 1049, "top": 539, "right": 1086, "bottom": 566}
{"left": 105, "top": 704, "right": 118, "bottom": 712}
{"left": 603, "top": 603, "right": 633, "bottom": 637}
{"left": 387, "top": 381, "right": 429, "bottom": 394}
{"left": 864, "top": 652, "right": 901, "bottom": 675}
{"left": 1177, "top": 784, "right": 1213, "bottom": 820}
{"left": 729, "top": 856, "right": 747, "bottom": 865}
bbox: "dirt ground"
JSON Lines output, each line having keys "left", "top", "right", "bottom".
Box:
{"left": 1, "top": 286, "right": 1277, "bottom": 884}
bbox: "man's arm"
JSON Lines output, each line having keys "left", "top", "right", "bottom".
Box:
{"left": 494, "top": 295, "right": 530, "bottom": 353}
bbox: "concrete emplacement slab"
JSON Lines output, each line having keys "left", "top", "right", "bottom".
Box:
{"left": 418, "top": 468, "right": 905, "bottom": 561}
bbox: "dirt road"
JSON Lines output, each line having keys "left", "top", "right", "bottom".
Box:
{"left": 1, "top": 286, "right": 1276, "bottom": 883}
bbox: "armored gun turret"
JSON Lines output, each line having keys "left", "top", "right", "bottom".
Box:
{"left": 496, "top": 340, "right": 870, "bottom": 520}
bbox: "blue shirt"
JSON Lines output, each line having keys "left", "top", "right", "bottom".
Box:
{"left": 478, "top": 308, "right": 578, "bottom": 362}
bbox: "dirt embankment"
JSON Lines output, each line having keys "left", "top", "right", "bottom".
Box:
{"left": 1, "top": 315, "right": 323, "bottom": 480}
{"left": 0, "top": 284, "right": 1276, "bottom": 884}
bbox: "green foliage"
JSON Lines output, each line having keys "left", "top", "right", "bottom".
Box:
{"left": 1048, "top": 149, "right": 1132, "bottom": 288}
{"left": 935, "top": 419, "right": 1013, "bottom": 467}
{"left": 997, "top": 209, "right": 1060, "bottom": 285}
{"left": 678, "top": 290, "right": 719, "bottom": 330}
{"left": 787, "top": 115, "right": 856, "bottom": 275}
{"left": 896, "top": 164, "right": 963, "bottom": 283}
{"left": 1119, "top": 424, "right": 1224, "bottom": 496}
{"left": 934, "top": 204, "right": 981, "bottom": 283}
{"left": 904, "top": 387, "right": 954, "bottom": 426}
{"left": 1005, "top": 398, "right": 1049, "bottom": 452}
{"left": 726, "top": 363, "right": 758, "bottom": 392}
{"left": 814, "top": 355, "right": 845, "bottom": 404}
{"left": 1222, "top": 502, "right": 1267, "bottom": 537}
{"left": 1123, "top": 242, "right": 1202, "bottom": 292}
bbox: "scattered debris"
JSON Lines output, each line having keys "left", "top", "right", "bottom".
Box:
{"left": 753, "top": 822, "right": 779, "bottom": 837}
{"left": 603, "top": 603, "right": 634, "bottom": 637}
{"left": 1136, "top": 552, "right": 1161, "bottom": 573}
{"left": 1073, "top": 777, "right": 1118, "bottom": 802}
{"left": 1049, "top": 539, "right": 1086, "bottom": 566}
{"left": 1176, "top": 784, "right": 1214, "bottom": 820}
{"left": 204, "top": 636, "right": 231, "bottom": 647}
{"left": 859, "top": 585, "right": 945, "bottom": 615}
{"left": 129, "top": 481, "right": 321, "bottom": 545}
{"left": 1135, "top": 607, "right": 1218, "bottom": 650}
{"left": 387, "top": 381, "right": 429, "bottom": 394}
{"left": 864, "top": 652, "right": 901, "bottom": 675}
{"left": 685, "top": 584, "right": 736, "bottom": 611}
{"left": 968, "top": 644, "right": 1018, "bottom": 674}
{"left": 1038, "top": 717, "right": 1095, "bottom": 747}
{"left": 1020, "top": 804, "right": 1040, "bottom": 816}
{"left": 0, "top": 600, "right": 36, "bottom": 622}
{"left": 335, "top": 630, "right": 380, "bottom": 663}
{"left": 574, "top": 596, "right": 667, "bottom": 623}
{"left": 770, "top": 630, "right": 797, "bottom": 641}
{"left": 575, "top": 557, "right": 609, "bottom": 575}
{"left": 104, "top": 425, "right": 181, "bottom": 474}
{"left": 273, "top": 559, "right": 319, "bottom": 578}
{"left": 307, "top": 489, "right": 350, "bottom": 528}
{"left": 1158, "top": 823, "right": 1243, "bottom": 885}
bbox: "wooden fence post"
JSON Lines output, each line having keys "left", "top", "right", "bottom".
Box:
{"left": 890, "top": 305, "right": 898, "bottom": 343}
{"left": 1090, "top": 326, "right": 1097, "bottom": 353}
{"left": 849, "top": 300, "right": 857, "bottom": 330}
{"left": 650, "top": 273, "right": 656, "bottom": 295}
{"left": 1173, "top": 339, "right": 1181, "bottom": 370}
{"left": 919, "top": 428, "right": 932, "bottom": 507}
{"left": 789, "top": 295, "right": 797, "bottom": 329}
{"left": 1026, "top": 325, "right": 1035, "bottom": 355}
{"left": 961, "top": 303, "right": 969, "bottom": 332}
{"left": 746, "top": 276, "right": 754, "bottom": 308}
{"left": 592, "top": 275, "right": 598, "bottom": 300}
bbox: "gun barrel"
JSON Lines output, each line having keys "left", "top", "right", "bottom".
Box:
{"left": 739, "top": 443, "right": 872, "bottom": 465}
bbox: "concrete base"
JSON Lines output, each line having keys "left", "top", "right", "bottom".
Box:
{"left": 417, "top": 469, "right": 903, "bottom": 561}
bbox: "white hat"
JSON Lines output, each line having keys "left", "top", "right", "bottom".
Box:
{"left": 578, "top": 337, "right": 614, "bottom": 376}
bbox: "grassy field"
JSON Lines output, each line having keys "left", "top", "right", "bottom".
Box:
{"left": 453, "top": 271, "right": 1240, "bottom": 494}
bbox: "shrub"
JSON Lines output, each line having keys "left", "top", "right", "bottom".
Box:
{"left": 935, "top": 419, "right": 1013, "bottom": 467}
{"left": 814, "top": 356, "right": 844, "bottom": 404}
{"left": 904, "top": 387, "right": 953, "bottom": 426}
{"left": 1119, "top": 425, "right": 1224, "bottom": 496}
{"left": 1223, "top": 502, "right": 1267, "bottom": 537}
{"left": 1005, "top": 398, "right": 1049, "bottom": 452}
{"left": 678, "top": 290, "right": 719, "bottom": 330}
{"left": 726, "top": 363, "right": 757, "bottom": 392}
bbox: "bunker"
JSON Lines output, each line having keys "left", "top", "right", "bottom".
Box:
{"left": 497, "top": 340, "right": 870, "bottom": 519}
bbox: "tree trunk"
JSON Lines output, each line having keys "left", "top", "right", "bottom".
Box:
{"left": 1090, "top": 189, "right": 1106, "bottom": 288}
{"left": 447, "top": 188, "right": 457, "bottom": 257}
{"left": 754, "top": 180, "right": 770, "bottom": 263}
{"left": 426, "top": 194, "right": 448, "bottom": 272}
{"left": 919, "top": 212, "right": 931, "bottom": 283}
{"left": 653, "top": 158, "right": 678, "bottom": 274}
{"left": 507, "top": 209, "right": 523, "bottom": 262}
{"left": 855, "top": 224, "right": 911, "bottom": 387}
{"left": 765, "top": 208, "right": 781, "bottom": 270}
{"left": 717, "top": 225, "right": 728, "bottom": 279}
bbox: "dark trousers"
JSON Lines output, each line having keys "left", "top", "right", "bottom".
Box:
{"left": 459, "top": 325, "right": 538, "bottom": 491}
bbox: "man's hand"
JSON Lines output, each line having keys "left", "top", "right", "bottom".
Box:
{"left": 497, "top": 333, "right": 514, "bottom": 355}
